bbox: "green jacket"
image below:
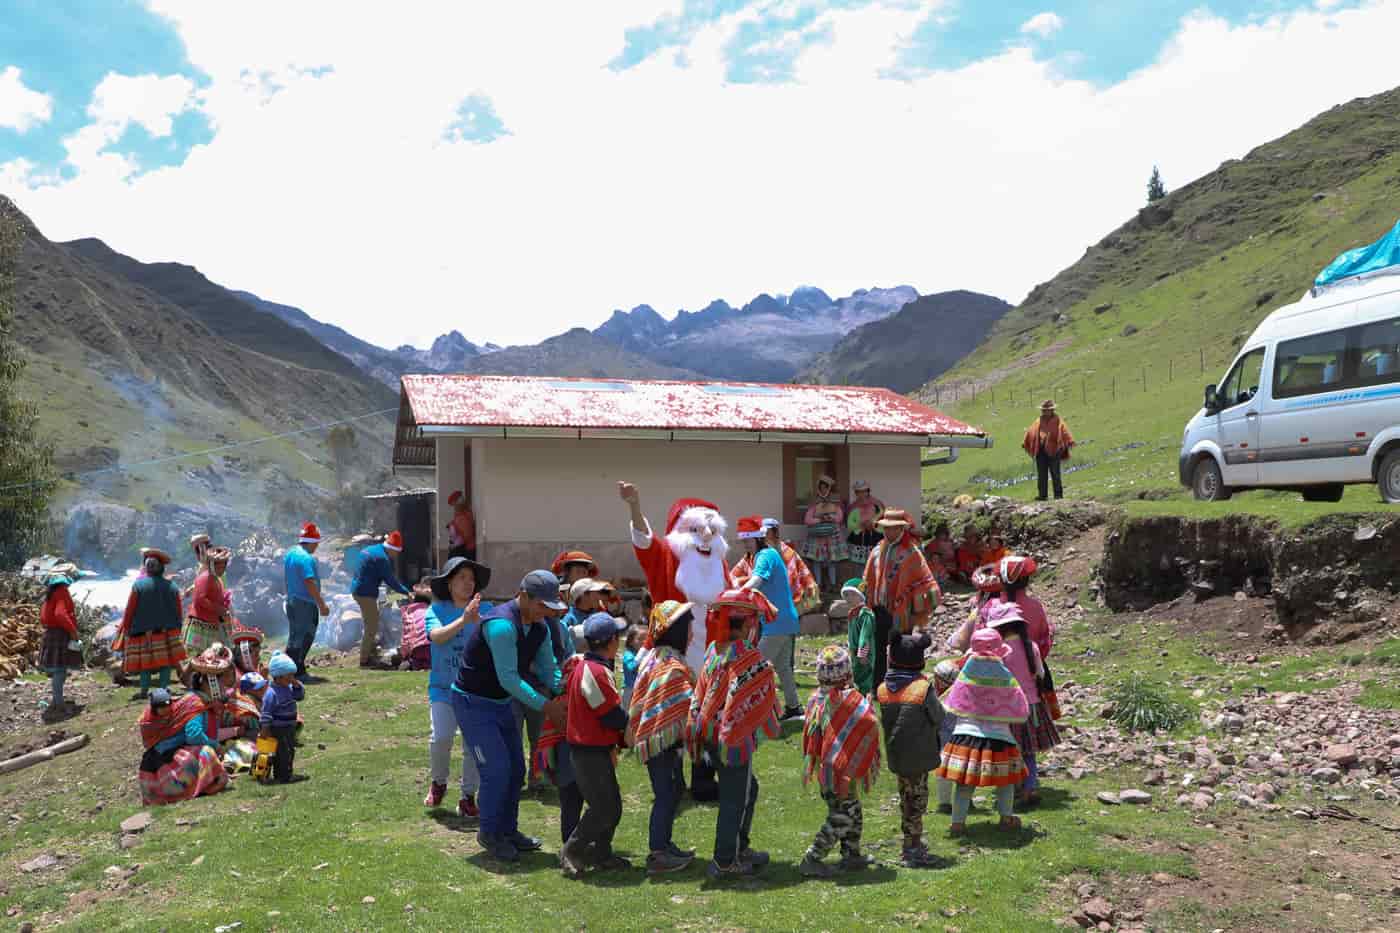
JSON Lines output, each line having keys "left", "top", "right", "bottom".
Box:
{"left": 847, "top": 606, "right": 875, "bottom": 696}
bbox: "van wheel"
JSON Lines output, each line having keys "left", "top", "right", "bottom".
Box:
{"left": 1301, "top": 484, "right": 1344, "bottom": 503}
{"left": 1192, "top": 458, "right": 1231, "bottom": 501}
{"left": 1379, "top": 450, "right": 1400, "bottom": 503}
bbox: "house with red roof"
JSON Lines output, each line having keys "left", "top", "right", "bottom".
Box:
{"left": 393, "top": 374, "right": 990, "bottom": 591}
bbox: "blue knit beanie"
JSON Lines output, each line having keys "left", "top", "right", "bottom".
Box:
{"left": 268, "top": 652, "right": 297, "bottom": 678}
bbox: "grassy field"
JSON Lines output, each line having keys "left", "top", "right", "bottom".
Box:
{"left": 4, "top": 593, "right": 1399, "bottom": 931}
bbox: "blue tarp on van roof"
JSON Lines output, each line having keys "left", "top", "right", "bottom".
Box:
{"left": 1315, "top": 220, "right": 1400, "bottom": 288}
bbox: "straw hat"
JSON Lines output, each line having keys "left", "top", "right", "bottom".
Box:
{"left": 1040, "top": 399, "right": 1057, "bottom": 413}
{"left": 647, "top": 600, "right": 694, "bottom": 646}
{"left": 874, "top": 508, "right": 912, "bottom": 529}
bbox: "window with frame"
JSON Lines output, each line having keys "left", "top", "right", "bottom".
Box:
{"left": 1353, "top": 316, "right": 1400, "bottom": 388}
{"left": 1218, "top": 348, "right": 1265, "bottom": 409}
{"left": 1273, "top": 328, "right": 1349, "bottom": 399}
{"left": 782, "top": 444, "right": 848, "bottom": 524}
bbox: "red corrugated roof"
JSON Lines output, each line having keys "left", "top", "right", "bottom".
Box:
{"left": 400, "top": 374, "right": 984, "bottom": 437}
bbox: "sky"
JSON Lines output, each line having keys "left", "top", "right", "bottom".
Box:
{"left": 2, "top": 0, "right": 1399, "bottom": 348}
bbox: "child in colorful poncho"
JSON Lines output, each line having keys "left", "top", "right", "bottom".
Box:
{"left": 798, "top": 645, "right": 880, "bottom": 877}
{"left": 935, "top": 629, "right": 1029, "bottom": 835}
{"left": 687, "top": 588, "right": 781, "bottom": 880}
{"left": 626, "top": 600, "right": 698, "bottom": 875}
{"left": 878, "top": 633, "right": 946, "bottom": 869}
{"left": 534, "top": 653, "right": 584, "bottom": 845}
{"left": 840, "top": 579, "right": 875, "bottom": 696}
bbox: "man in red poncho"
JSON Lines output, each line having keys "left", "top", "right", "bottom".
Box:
{"left": 619, "top": 480, "right": 733, "bottom": 801}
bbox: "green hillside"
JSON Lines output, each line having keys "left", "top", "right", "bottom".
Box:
{"left": 922, "top": 86, "right": 1400, "bottom": 524}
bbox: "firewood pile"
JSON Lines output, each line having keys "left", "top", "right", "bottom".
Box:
{"left": 0, "top": 601, "right": 43, "bottom": 679}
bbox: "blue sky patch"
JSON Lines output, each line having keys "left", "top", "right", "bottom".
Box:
{"left": 445, "top": 94, "right": 509, "bottom": 144}
{"left": 613, "top": 0, "right": 1367, "bottom": 86}
{"left": 0, "top": 0, "right": 210, "bottom": 176}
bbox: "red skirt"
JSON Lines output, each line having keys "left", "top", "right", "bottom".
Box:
{"left": 936, "top": 735, "right": 1027, "bottom": 788}
{"left": 122, "top": 629, "right": 187, "bottom": 673}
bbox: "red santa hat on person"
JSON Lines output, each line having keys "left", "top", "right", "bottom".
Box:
{"left": 666, "top": 497, "right": 722, "bottom": 535}
{"left": 299, "top": 522, "right": 322, "bottom": 544}
{"left": 447, "top": 490, "right": 464, "bottom": 507}
{"left": 384, "top": 531, "right": 404, "bottom": 552}
{"left": 735, "top": 515, "right": 764, "bottom": 539}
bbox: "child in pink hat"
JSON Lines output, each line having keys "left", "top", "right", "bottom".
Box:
{"left": 934, "top": 628, "right": 1029, "bottom": 835}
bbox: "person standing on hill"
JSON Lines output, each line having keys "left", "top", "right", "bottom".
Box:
{"left": 1022, "top": 400, "right": 1075, "bottom": 501}
{"left": 118, "top": 548, "right": 187, "bottom": 700}
{"left": 351, "top": 531, "right": 412, "bottom": 669}
{"left": 284, "top": 523, "right": 330, "bottom": 678}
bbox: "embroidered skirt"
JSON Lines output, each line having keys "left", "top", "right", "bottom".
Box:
{"left": 122, "top": 629, "right": 187, "bottom": 673}
{"left": 935, "top": 735, "right": 1027, "bottom": 788}
{"left": 39, "top": 627, "right": 83, "bottom": 671}
{"left": 1010, "top": 701, "right": 1061, "bottom": 754}
{"left": 802, "top": 532, "right": 849, "bottom": 563}
{"left": 182, "top": 616, "right": 232, "bottom": 657}
{"left": 138, "top": 745, "right": 229, "bottom": 805}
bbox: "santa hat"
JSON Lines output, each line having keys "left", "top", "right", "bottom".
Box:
{"left": 384, "top": 531, "right": 404, "bottom": 552}
{"left": 666, "top": 497, "right": 720, "bottom": 535}
{"left": 736, "top": 516, "right": 764, "bottom": 539}
{"left": 299, "top": 522, "right": 322, "bottom": 544}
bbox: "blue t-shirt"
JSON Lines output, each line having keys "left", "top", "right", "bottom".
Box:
{"left": 351, "top": 544, "right": 410, "bottom": 598}
{"left": 424, "top": 598, "right": 492, "bottom": 704}
{"left": 284, "top": 546, "right": 321, "bottom": 605}
{"left": 622, "top": 649, "right": 640, "bottom": 689}
{"left": 752, "top": 546, "right": 799, "bottom": 636}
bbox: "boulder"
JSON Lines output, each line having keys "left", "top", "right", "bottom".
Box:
{"left": 1118, "top": 789, "right": 1152, "bottom": 805}
{"left": 1325, "top": 744, "right": 1359, "bottom": 767}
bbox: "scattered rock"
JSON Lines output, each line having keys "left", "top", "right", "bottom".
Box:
{"left": 1142, "top": 770, "right": 1166, "bottom": 786}
{"left": 1118, "top": 789, "right": 1152, "bottom": 805}
{"left": 1082, "top": 897, "right": 1115, "bottom": 924}
{"left": 362, "top": 896, "right": 376, "bottom": 905}
{"left": 1310, "top": 767, "right": 1343, "bottom": 784}
{"left": 119, "top": 811, "right": 153, "bottom": 834}
{"left": 1121, "top": 324, "right": 1139, "bottom": 337}
{"left": 1325, "top": 744, "right": 1358, "bottom": 767}
{"left": 119, "top": 834, "right": 141, "bottom": 850}
{"left": 1096, "top": 791, "right": 1121, "bottom": 806}
{"left": 19, "top": 854, "right": 58, "bottom": 873}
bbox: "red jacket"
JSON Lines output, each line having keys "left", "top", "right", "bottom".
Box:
{"left": 41, "top": 587, "right": 78, "bottom": 637}
{"left": 565, "top": 654, "right": 627, "bottom": 748}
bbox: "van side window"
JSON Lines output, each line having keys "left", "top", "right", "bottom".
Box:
{"left": 1274, "top": 328, "right": 1349, "bottom": 399}
{"left": 1219, "top": 348, "right": 1265, "bottom": 408}
{"left": 1354, "top": 317, "right": 1400, "bottom": 388}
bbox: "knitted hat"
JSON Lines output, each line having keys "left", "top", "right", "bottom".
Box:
{"left": 815, "top": 645, "right": 852, "bottom": 686}
{"left": 384, "top": 531, "right": 404, "bottom": 552}
{"left": 299, "top": 522, "right": 321, "bottom": 544}
{"left": 149, "top": 688, "right": 172, "bottom": 707}
{"left": 710, "top": 588, "right": 777, "bottom": 621}
{"left": 268, "top": 651, "right": 297, "bottom": 678}
{"left": 840, "top": 578, "right": 865, "bottom": 607}
{"left": 942, "top": 632, "right": 1029, "bottom": 723}
{"left": 932, "top": 659, "right": 960, "bottom": 694}
{"left": 647, "top": 600, "right": 693, "bottom": 646}
{"left": 736, "top": 516, "right": 764, "bottom": 539}
{"left": 889, "top": 631, "right": 930, "bottom": 670}
{"left": 999, "top": 554, "right": 1038, "bottom": 586}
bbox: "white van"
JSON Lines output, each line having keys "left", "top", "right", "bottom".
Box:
{"left": 1179, "top": 273, "right": 1400, "bottom": 503}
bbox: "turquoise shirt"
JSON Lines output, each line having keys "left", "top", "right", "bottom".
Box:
{"left": 284, "top": 546, "right": 320, "bottom": 604}
{"left": 752, "top": 546, "right": 799, "bottom": 636}
{"left": 425, "top": 599, "right": 492, "bottom": 704}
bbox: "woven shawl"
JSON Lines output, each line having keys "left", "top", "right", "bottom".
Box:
{"left": 138, "top": 694, "right": 208, "bottom": 750}
{"left": 532, "top": 656, "right": 578, "bottom": 782}
{"left": 688, "top": 640, "right": 780, "bottom": 767}
{"left": 626, "top": 646, "right": 694, "bottom": 764}
{"left": 802, "top": 687, "right": 881, "bottom": 796}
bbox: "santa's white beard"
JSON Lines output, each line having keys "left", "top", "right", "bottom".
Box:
{"left": 669, "top": 532, "right": 728, "bottom": 605}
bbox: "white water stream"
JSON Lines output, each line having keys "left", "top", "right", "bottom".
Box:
{"left": 68, "top": 569, "right": 140, "bottom": 613}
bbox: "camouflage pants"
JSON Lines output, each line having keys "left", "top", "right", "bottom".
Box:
{"left": 807, "top": 790, "right": 863, "bottom": 860}
{"left": 897, "top": 773, "right": 929, "bottom": 849}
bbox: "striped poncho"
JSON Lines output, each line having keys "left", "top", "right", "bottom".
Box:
{"left": 687, "top": 638, "right": 781, "bottom": 767}
{"left": 626, "top": 645, "right": 694, "bottom": 764}
{"left": 532, "top": 656, "right": 579, "bottom": 783}
{"left": 802, "top": 686, "right": 881, "bottom": 796}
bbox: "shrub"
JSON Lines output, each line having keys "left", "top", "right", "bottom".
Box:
{"left": 1106, "top": 672, "right": 1190, "bottom": 734}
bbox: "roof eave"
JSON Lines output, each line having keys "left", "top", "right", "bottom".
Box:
{"left": 414, "top": 424, "right": 991, "bottom": 447}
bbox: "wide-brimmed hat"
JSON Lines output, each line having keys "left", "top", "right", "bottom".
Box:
{"left": 550, "top": 550, "right": 599, "bottom": 578}
{"left": 430, "top": 556, "right": 491, "bottom": 600}
{"left": 189, "top": 533, "right": 210, "bottom": 551}
{"left": 875, "top": 508, "right": 912, "bottom": 529}
{"left": 647, "top": 600, "right": 694, "bottom": 647}
{"left": 230, "top": 623, "right": 263, "bottom": 645}
{"left": 983, "top": 601, "right": 1027, "bottom": 631}
{"left": 708, "top": 587, "right": 778, "bottom": 625}
{"left": 1040, "top": 399, "right": 1057, "bottom": 413}
{"left": 139, "top": 546, "right": 172, "bottom": 565}
{"left": 736, "top": 516, "right": 764, "bottom": 540}
{"left": 191, "top": 642, "right": 234, "bottom": 674}
{"left": 206, "top": 546, "right": 232, "bottom": 564}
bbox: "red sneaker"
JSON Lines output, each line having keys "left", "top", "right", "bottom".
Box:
{"left": 458, "top": 795, "right": 480, "bottom": 821}
{"left": 424, "top": 781, "right": 446, "bottom": 808}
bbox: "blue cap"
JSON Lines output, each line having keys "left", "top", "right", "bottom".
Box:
{"left": 239, "top": 671, "right": 267, "bottom": 692}
{"left": 582, "top": 611, "right": 627, "bottom": 645}
{"left": 149, "top": 688, "right": 172, "bottom": 707}
{"left": 521, "top": 569, "right": 566, "bottom": 611}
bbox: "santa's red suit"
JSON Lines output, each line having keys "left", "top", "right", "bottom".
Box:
{"left": 631, "top": 497, "right": 732, "bottom": 673}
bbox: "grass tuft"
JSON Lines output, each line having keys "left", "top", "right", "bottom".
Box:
{"left": 1106, "top": 673, "right": 1191, "bottom": 734}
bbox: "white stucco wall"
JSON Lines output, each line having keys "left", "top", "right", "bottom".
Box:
{"left": 849, "top": 444, "right": 923, "bottom": 525}
{"left": 434, "top": 436, "right": 466, "bottom": 565}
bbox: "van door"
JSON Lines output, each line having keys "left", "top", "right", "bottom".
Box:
{"left": 1258, "top": 324, "right": 1355, "bottom": 484}
{"left": 1213, "top": 347, "right": 1266, "bottom": 487}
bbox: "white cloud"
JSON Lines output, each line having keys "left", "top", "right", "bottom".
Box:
{"left": 3, "top": 1, "right": 1400, "bottom": 349}
{"left": 0, "top": 66, "right": 53, "bottom": 133}
{"left": 1019, "top": 11, "right": 1064, "bottom": 39}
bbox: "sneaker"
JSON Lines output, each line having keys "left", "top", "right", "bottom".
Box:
{"left": 506, "top": 831, "right": 543, "bottom": 852}
{"left": 737, "top": 847, "right": 770, "bottom": 868}
{"left": 424, "top": 782, "right": 447, "bottom": 808}
{"left": 478, "top": 832, "right": 520, "bottom": 863}
{"left": 798, "top": 855, "right": 836, "bottom": 878}
{"left": 706, "top": 858, "right": 756, "bottom": 880}
{"left": 666, "top": 841, "right": 697, "bottom": 859}
{"left": 781, "top": 706, "right": 805, "bottom": 722}
{"left": 559, "top": 840, "right": 587, "bottom": 878}
{"left": 647, "top": 849, "right": 693, "bottom": 875}
{"left": 592, "top": 853, "right": 632, "bottom": 871}
{"left": 838, "top": 852, "right": 876, "bottom": 872}
{"left": 458, "top": 796, "right": 480, "bottom": 821}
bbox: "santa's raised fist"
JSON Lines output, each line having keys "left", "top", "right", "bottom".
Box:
{"left": 617, "top": 481, "right": 640, "bottom": 504}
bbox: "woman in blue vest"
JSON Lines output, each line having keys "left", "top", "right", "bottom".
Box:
{"left": 117, "top": 548, "right": 187, "bottom": 700}
{"left": 451, "top": 569, "right": 568, "bottom": 862}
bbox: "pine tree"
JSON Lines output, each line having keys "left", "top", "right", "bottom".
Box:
{"left": 0, "top": 198, "right": 57, "bottom": 567}
{"left": 1147, "top": 165, "right": 1167, "bottom": 203}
